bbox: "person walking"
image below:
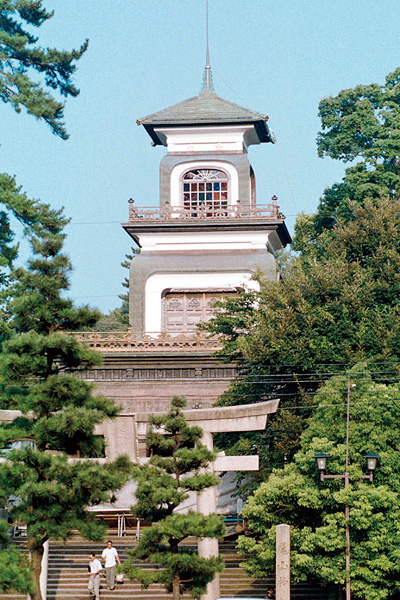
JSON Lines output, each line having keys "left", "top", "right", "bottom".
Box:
{"left": 88, "top": 553, "right": 102, "bottom": 600}
{"left": 101, "top": 540, "right": 121, "bottom": 590}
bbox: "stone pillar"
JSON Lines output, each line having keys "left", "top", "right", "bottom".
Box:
{"left": 197, "top": 431, "right": 220, "bottom": 600}
{"left": 40, "top": 539, "right": 49, "bottom": 600}
{"left": 276, "top": 524, "right": 290, "bottom": 600}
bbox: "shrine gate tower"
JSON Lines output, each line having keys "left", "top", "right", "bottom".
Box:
{"left": 78, "top": 57, "right": 290, "bottom": 419}
{"left": 123, "top": 61, "right": 290, "bottom": 335}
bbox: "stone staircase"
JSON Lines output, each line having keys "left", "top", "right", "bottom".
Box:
{"left": 0, "top": 533, "right": 334, "bottom": 600}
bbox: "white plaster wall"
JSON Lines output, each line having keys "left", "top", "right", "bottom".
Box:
{"left": 144, "top": 272, "right": 258, "bottom": 332}
{"left": 154, "top": 124, "right": 259, "bottom": 153}
{"left": 138, "top": 230, "right": 273, "bottom": 252}
{"left": 170, "top": 160, "right": 239, "bottom": 207}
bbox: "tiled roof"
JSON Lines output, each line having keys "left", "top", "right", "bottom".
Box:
{"left": 138, "top": 89, "right": 267, "bottom": 125}
{"left": 137, "top": 89, "right": 274, "bottom": 144}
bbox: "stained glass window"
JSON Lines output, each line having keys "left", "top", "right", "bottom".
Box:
{"left": 182, "top": 169, "right": 229, "bottom": 213}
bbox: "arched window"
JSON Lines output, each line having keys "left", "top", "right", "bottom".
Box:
{"left": 182, "top": 169, "right": 229, "bottom": 212}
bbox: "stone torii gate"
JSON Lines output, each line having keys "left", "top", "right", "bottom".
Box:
{"left": 2, "top": 400, "right": 279, "bottom": 600}
{"left": 134, "top": 399, "right": 280, "bottom": 600}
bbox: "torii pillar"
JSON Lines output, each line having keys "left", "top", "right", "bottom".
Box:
{"left": 182, "top": 400, "right": 280, "bottom": 600}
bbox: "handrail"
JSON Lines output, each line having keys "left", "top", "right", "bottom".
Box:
{"left": 73, "top": 331, "right": 222, "bottom": 353}
{"left": 126, "top": 197, "right": 285, "bottom": 222}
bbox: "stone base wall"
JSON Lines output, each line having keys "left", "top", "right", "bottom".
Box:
{"left": 92, "top": 378, "right": 232, "bottom": 414}
{"left": 78, "top": 351, "right": 236, "bottom": 415}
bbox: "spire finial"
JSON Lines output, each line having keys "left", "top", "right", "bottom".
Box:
{"left": 202, "top": 0, "right": 214, "bottom": 92}
{"left": 206, "top": 0, "right": 210, "bottom": 67}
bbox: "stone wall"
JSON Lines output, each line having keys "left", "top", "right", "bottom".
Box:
{"left": 74, "top": 338, "right": 236, "bottom": 414}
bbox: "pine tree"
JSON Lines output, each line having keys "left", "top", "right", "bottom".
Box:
{"left": 0, "top": 519, "right": 33, "bottom": 595}
{"left": 0, "top": 219, "right": 131, "bottom": 600}
{"left": 118, "top": 246, "right": 139, "bottom": 324}
{"left": 92, "top": 247, "right": 139, "bottom": 331}
{"left": 0, "top": 0, "right": 87, "bottom": 140}
{"left": 0, "top": 8, "right": 101, "bottom": 597}
{"left": 123, "top": 397, "right": 225, "bottom": 600}
{"left": 0, "top": 0, "right": 87, "bottom": 289}
{"left": 0, "top": 174, "right": 68, "bottom": 296}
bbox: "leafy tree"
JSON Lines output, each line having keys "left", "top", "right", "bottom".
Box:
{"left": 123, "top": 396, "right": 225, "bottom": 600}
{"left": 93, "top": 306, "right": 129, "bottom": 331}
{"left": 0, "top": 220, "right": 131, "bottom": 600}
{"left": 298, "top": 67, "right": 400, "bottom": 241}
{"left": 206, "top": 196, "right": 400, "bottom": 480}
{"left": 239, "top": 368, "right": 400, "bottom": 600}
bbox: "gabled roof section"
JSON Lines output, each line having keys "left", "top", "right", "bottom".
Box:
{"left": 137, "top": 89, "right": 275, "bottom": 146}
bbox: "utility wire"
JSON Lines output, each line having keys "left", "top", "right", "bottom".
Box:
{"left": 0, "top": 206, "right": 398, "bottom": 230}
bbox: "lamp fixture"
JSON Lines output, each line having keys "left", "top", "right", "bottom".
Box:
{"left": 314, "top": 452, "right": 331, "bottom": 474}
{"left": 363, "top": 452, "right": 379, "bottom": 474}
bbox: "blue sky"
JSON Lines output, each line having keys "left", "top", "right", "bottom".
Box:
{"left": 2, "top": 0, "right": 400, "bottom": 313}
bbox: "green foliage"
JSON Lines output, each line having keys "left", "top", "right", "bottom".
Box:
{"left": 0, "top": 0, "right": 86, "bottom": 294}
{"left": 91, "top": 247, "right": 140, "bottom": 331}
{"left": 239, "top": 369, "right": 400, "bottom": 600}
{"left": 123, "top": 397, "right": 225, "bottom": 599}
{"left": 0, "top": 451, "right": 130, "bottom": 546}
{"left": 0, "top": 173, "right": 68, "bottom": 294}
{"left": 0, "top": 0, "right": 87, "bottom": 139}
{"left": 0, "top": 218, "right": 131, "bottom": 600}
{"left": 0, "top": 516, "right": 33, "bottom": 595}
{"left": 298, "top": 67, "right": 400, "bottom": 242}
{"left": 118, "top": 246, "right": 140, "bottom": 325}
{"left": 0, "top": 6, "right": 92, "bottom": 597}
{"left": 0, "top": 227, "right": 117, "bottom": 456}
{"left": 206, "top": 196, "right": 400, "bottom": 481}
{"left": 0, "top": 519, "right": 33, "bottom": 595}
{"left": 93, "top": 307, "right": 129, "bottom": 331}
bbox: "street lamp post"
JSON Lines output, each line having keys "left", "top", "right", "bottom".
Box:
{"left": 314, "top": 380, "right": 379, "bottom": 600}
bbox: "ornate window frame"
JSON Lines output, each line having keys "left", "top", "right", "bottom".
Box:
{"left": 144, "top": 272, "right": 258, "bottom": 332}
{"left": 182, "top": 168, "right": 229, "bottom": 213}
{"left": 161, "top": 287, "right": 239, "bottom": 332}
{"left": 170, "top": 160, "right": 239, "bottom": 208}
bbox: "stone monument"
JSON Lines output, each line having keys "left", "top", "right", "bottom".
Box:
{"left": 276, "top": 523, "right": 290, "bottom": 600}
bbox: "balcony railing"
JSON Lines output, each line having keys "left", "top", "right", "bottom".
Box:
{"left": 126, "top": 196, "right": 285, "bottom": 222}
{"left": 73, "top": 331, "right": 222, "bottom": 353}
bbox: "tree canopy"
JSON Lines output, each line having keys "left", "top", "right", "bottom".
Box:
{"left": 239, "top": 368, "right": 400, "bottom": 600}
{"left": 300, "top": 67, "right": 400, "bottom": 240}
{"left": 206, "top": 196, "right": 400, "bottom": 478}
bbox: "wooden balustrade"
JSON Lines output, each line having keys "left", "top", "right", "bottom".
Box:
{"left": 127, "top": 197, "right": 285, "bottom": 222}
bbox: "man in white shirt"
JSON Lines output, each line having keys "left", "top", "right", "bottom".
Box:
{"left": 101, "top": 540, "right": 121, "bottom": 590}
{"left": 88, "top": 553, "right": 102, "bottom": 600}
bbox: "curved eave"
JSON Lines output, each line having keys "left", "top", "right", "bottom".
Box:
{"left": 143, "top": 120, "right": 274, "bottom": 146}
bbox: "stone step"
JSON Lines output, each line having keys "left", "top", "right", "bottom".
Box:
{"left": 0, "top": 534, "right": 331, "bottom": 600}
